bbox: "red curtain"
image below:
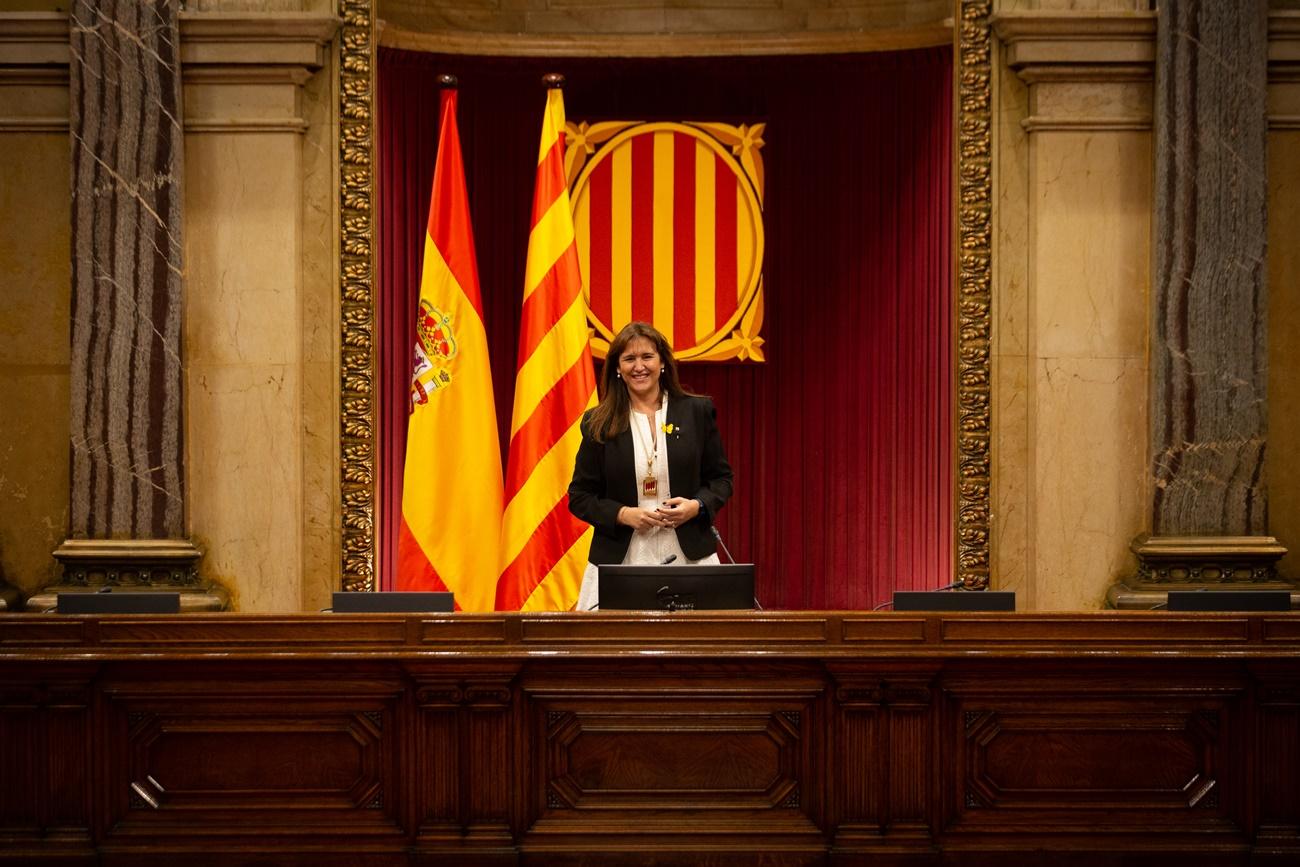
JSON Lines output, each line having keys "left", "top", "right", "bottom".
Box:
{"left": 376, "top": 47, "right": 953, "bottom": 609}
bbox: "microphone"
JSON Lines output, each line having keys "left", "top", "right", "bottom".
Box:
{"left": 873, "top": 579, "right": 962, "bottom": 611}
{"left": 710, "top": 527, "right": 761, "bottom": 610}
{"left": 711, "top": 526, "right": 736, "bottom": 564}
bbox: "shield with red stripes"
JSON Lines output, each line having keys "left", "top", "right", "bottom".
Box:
{"left": 570, "top": 121, "right": 766, "bottom": 362}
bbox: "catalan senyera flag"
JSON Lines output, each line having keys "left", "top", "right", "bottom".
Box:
{"left": 397, "top": 86, "right": 503, "bottom": 611}
{"left": 496, "top": 82, "right": 598, "bottom": 612}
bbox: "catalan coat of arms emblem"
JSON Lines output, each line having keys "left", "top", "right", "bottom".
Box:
{"left": 566, "top": 120, "right": 766, "bottom": 362}
{"left": 410, "top": 300, "right": 458, "bottom": 407}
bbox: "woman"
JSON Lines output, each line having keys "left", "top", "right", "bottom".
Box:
{"left": 568, "top": 321, "right": 734, "bottom": 610}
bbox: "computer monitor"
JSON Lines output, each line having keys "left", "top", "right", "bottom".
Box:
{"left": 331, "top": 591, "right": 455, "bottom": 613}
{"left": 57, "top": 591, "right": 181, "bottom": 614}
{"left": 893, "top": 590, "right": 1015, "bottom": 612}
{"left": 1166, "top": 590, "right": 1291, "bottom": 612}
{"left": 598, "top": 564, "right": 755, "bottom": 611}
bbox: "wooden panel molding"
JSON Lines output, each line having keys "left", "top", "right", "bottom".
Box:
{"left": 962, "top": 708, "right": 1226, "bottom": 813}
{"left": 96, "top": 672, "right": 406, "bottom": 848}
{"left": 3, "top": 613, "right": 1300, "bottom": 865}
{"left": 543, "top": 709, "right": 800, "bottom": 810}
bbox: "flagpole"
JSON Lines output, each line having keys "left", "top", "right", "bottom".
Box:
{"left": 397, "top": 73, "right": 505, "bottom": 610}
{"left": 496, "top": 70, "right": 599, "bottom": 611}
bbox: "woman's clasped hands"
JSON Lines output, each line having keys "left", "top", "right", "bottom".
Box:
{"left": 618, "top": 497, "right": 700, "bottom": 530}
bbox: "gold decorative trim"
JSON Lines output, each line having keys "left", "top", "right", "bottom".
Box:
{"left": 956, "top": 0, "right": 992, "bottom": 591}
{"left": 340, "top": 0, "right": 376, "bottom": 593}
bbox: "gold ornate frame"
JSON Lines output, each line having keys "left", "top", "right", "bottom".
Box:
{"left": 955, "top": 0, "right": 992, "bottom": 590}
{"left": 336, "top": 0, "right": 994, "bottom": 593}
{"left": 339, "top": 0, "right": 376, "bottom": 592}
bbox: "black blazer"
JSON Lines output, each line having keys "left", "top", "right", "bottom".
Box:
{"left": 568, "top": 394, "right": 734, "bottom": 565}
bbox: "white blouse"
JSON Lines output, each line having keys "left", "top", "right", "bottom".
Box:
{"left": 575, "top": 398, "right": 719, "bottom": 611}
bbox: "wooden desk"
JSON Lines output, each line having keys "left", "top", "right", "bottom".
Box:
{"left": 2, "top": 611, "right": 1298, "bottom": 865}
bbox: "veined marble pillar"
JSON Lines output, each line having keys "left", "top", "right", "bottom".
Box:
{"left": 1113, "top": 0, "right": 1291, "bottom": 607}
{"left": 36, "top": 0, "right": 222, "bottom": 609}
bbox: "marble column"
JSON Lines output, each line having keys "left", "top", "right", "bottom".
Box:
{"left": 35, "top": 0, "right": 222, "bottom": 610}
{"left": 1113, "top": 0, "right": 1290, "bottom": 606}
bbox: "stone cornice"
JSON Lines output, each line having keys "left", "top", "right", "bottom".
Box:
{"left": 179, "top": 13, "right": 339, "bottom": 68}
{"left": 1272, "top": 11, "right": 1300, "bottom": 67}
{"left": 992, "top": 11, "right": 1156, "bottom": 75}
{"left": 0, "top": 12, "right": 67, "bottom": 66}
{"left": 376, "top": 20, "right": 953, "bottom": 57}
{"left": 0, "top": 11, "right": 339, "bottom": 69}
{"left": 996, "top": 10, "right": 1299, "bottom": 84}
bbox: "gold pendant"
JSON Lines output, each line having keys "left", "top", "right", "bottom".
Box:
{"left": 642, "top": 475, "right": 658, "bottom": 497}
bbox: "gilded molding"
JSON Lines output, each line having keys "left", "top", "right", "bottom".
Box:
{"left": 340, "top": 0, "right": 376, "bottom": 593}
{"left": 956, "top": 0, "right": 992, "bottom": 591}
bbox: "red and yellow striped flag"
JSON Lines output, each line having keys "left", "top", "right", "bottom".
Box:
{"left": 496, "top": 80, "right": 598, "bottom": 611}
{"left": 396, "top": 86, "right": 503, "bottom": 611}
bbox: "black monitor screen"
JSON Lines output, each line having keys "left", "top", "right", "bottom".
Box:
{"left": 331, "top": 591, "right": 455, "bottom": 613}
{"left": 57, "top": 592, "right": 181, "bottom": 614}
{"left": 893, "top": 590, "right": 1016, "bottom": 612}
{"left": 1166, "top": 590, "right": 1291, "bottom": 612}
{"left": 598, "top": 564, "right": 755, "bottom": 611}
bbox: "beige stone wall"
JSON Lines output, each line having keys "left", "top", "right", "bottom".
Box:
{"left": 991, "top": 8, "right": 1155, "bottom": 609}
{"left": 1268, "top": 17, "right": 1300, "bottom": 580}
{"left": 180, "top": 13, "right": 339, "bottom": 612}
{"left": 0, "top": 26, "right": 70, "bottom": 595}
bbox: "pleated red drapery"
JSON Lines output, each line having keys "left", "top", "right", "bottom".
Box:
{"left": 376, "top": 48, "right": 953, "bottom": 609}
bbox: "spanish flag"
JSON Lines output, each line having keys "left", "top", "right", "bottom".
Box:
{"left": 396, "top": 83, "right": 503, "bottom": 611}
{"left": 497, "top": 78, "right": 598, "bottom": 611}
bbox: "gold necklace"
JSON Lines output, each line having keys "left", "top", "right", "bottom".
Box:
{"left": 631, "top": 400, "right": 660, "bottom": 498}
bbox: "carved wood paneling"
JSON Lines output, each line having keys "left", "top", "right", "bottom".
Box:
{"left": 411, "top": 673, "right": 515, "bottom": 843}
{"left": 2, "top": 615, "right": 1300, "bottom": 864}
{"left": 520, "top": 662, "right": 825, "bottom": 856}
{"left": 544, "top": 710, "right": 798, "bottom": 810}
{"left": 964, "top": 710, "right": 1222, "bottom": 811}
{"left": 886, "top": 681, "right": 933, "bottom": 834}
{"left": 99, "top": 674, "right": 404, "bottom": 840}
{"left": 1256, "top": 677, "right": 1300, "bottom": 840}
{"left": 0, "top": 676, "right": 92, "bottom": 842}
{"left": 943, "top": 673, "right": 1246, "bottom": 838}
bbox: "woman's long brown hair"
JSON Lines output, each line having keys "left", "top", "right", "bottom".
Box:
{"left": 587, "top": 322, "right": 691, "bottom": 443}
